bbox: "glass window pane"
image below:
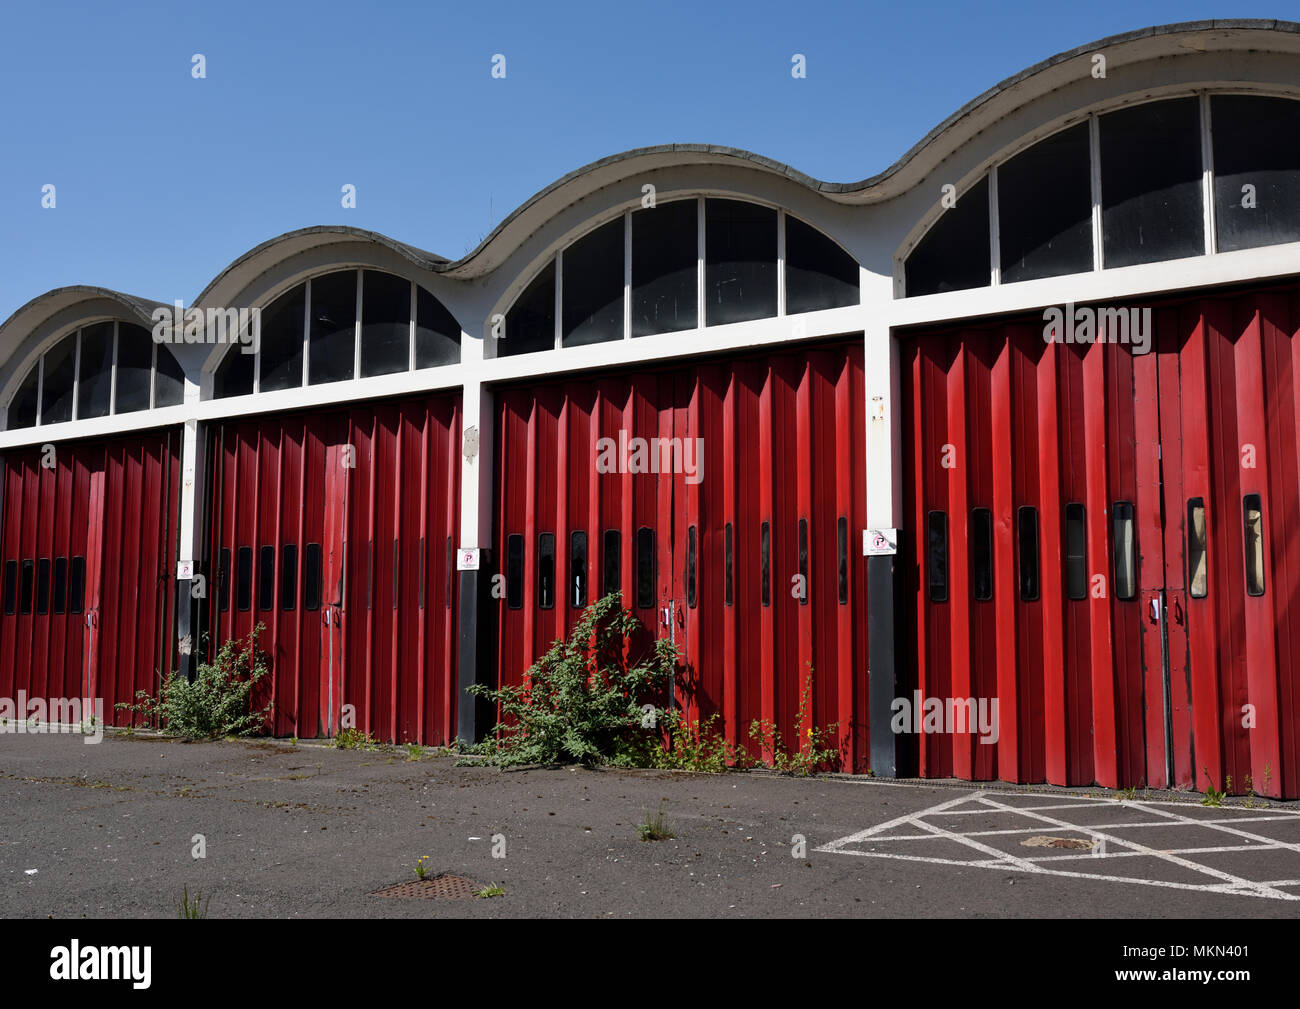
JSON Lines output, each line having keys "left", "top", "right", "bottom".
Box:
{"left": 502, "top": 261, "right": 555, "bottom": 356}
{"left": 537, "top": 532, "right": 555, "bottom": 610}
{"left": 68, "top": 556, "right": 85, "bottom": 614}
{"left": 786, "top": 214, "right": 859, "bottom": 313}
{"left": 1243, "top": 493, "right": 1265, "bottom": 597}
{"left": 36, "top": 558, "right": 50, "bottom": 615}
{"left": 563, "top": 218, "right": 624, "bottom": 346}
{"left": 906, "top": 176, "right": 990, "bottom": 297}
{"left": 415, "top": 286, "right": 460, "bottom": 368}
{"left": 1113, "top": 501, "right": 1136, "bottom": 601}
{"left": 999, "top": 123, "right": 1093, "bottom": 283}
{"left": 570, "top": 530, "right": 588, "bottom": 608}
{"left": 115, "top": 324, "right": 152, "bottom": 414}
{"left": 632, "top": 198, "right": 697, "bottom": 336}
{"left": 1212, "top": 95, "right": 1300, "bottom": 252}
{"left": 214, "top": 344, "right": 254, "bottom": 399}
{"left": 52, "top": 556, "right": 67, "bottom": 614}
{"left": 1065, "top": 503, "right": 1087, "bottom": 600}
{"left": 218, "top": 547, "right": 231, "bottom": 612}
{"left": 77, "top": 322, "right": 113, "bottom": 420}
{"left": 1187, "top": 498, "right": 1207, "bottom": 598}
{"left": 1018, "top": 506, "right": 1040, "bottom": 601}
{"left": 259, "top": 283, "right": 306, "bottom": 392}
{"left": 636, "top": 526, "right": 655, "bottom": 609}
{"left": 41, "top": 333, "right": 77, "bottom": 425}
{"left": 797, "top": 518, "right": 808, "bottom": 606}
{"left": 601, "top": 529, "right": 620, "bottom": 599}
{"left": 8, "top": 365, "right": 39, "bottom": 429}
{"left": 308, "top": 270, "right": 357, "bottom": 385}
{"left": 927, "top": 511, "right": 948, "bottom": 602}
{"left": 20, "top": 559, "right": 33, "bottom": 614}
{"left": 155, "top": 344, "right": 184, "bottom": 407}
{"left": 837, "top": 516, "right": 849, "bottom": 605}
{"left": 760, "top": 520, "right": 771, "bottom": 606}
{"left": 236, "top": 545, "right": 253, "bottom": 611}
{"left": 506, "top": 534, "right": 524, "bottom": 610}
{"left": 3, "top": 559, "right": 16, "bottom": 614}
{"left": 281, "top": 544, "right": 298, "bottom": 610}
{"left": 705, "top": 198, "right": 777, "bottom": 325}
{"left": 686, "top": 525, "right": 697, "bottom": 609}
{"left": 360, "top": 271, "right": 411, "bottom": 378}
{"left": 1101, "top": 97, "right": 1204, "bottom": 268}
{"left": 971, "top": 507, "right": 993, "bottom": 601}
{"left": 303, "top": 544, "right": 321, "bottom": 611}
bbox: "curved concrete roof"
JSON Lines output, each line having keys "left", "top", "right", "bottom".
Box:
{"left": 0, "top": 286, "right": 169, "bottom": 368}
{"left": 5, "top": 19, "right": 1300, "bottom": 339}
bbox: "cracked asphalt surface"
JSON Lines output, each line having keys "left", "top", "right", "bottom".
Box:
{"left": 1, "top": 731, "right": 1297, "bottom": 918}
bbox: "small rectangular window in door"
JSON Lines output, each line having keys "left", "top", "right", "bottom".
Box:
{"left": 725, "top": 522, "right": 734, "bottom": 606}
{"left": 686, "top": 525, "right": 697, "bottom": 609}
{"left": 1064, "top": 503, "right": 1086, "bottom": 601}
{"left": 837, "top": 516, "right": 849, "bottom": 605}
{"left": 538, "top": 533, "right": 555, "bottom": 610}
{"left": 506, "top": 534, "right": 524, "bottom": 610}
{"left": 602, "top": 530, "right": 620, "bottom": 598}
{"left": 2, "top": 560, "right": 16, "bottom": 615}
{"left": 69, "top": 556, "right": 86, "bottom": 614}
{"left": 971, "top": 508, "right": 993, "bottom": 601}
{"left": 1018, "top": 506, "right": 1040, "bottom": 601}
{"left": 1113, "top": 502, "right": 1136, "bottom": 601}
{"left": 927, "top": 511, "right": 948, "bottom": 602}
{"left": 258, "top": 545, "right": 275, "bottom": 611}
{"left": 52, "top": 557, "right": 67, "bottom": 615}
{"left": 218, "top": 547, "right": 231, "bottom": 612}
{"left": 636, "top": 527, "right": 655, "bottom": 609}
{"left": 281, "top": 544, "right": 298, "bottom": 610}
{"left": 20, "top": 559, "right": 33, "bottom": 614}
{"left": 1187, "top": 498, "right": 1207, "bottom": 598}
{"left": 760, "top": 521, "right": 771, "bottom": 606}
{"left": 570, "top": 530, "right": 588, "bottom": 608}
{"left": 236, "top": 546, "right": 253, "bottom": 612}
{"left": 36, "top": 558, "right": 50, "bottom": 615}
{"left": 303, "top": 543, "right": 322, "bottom": 611}
{"left": 1243, "top": 493, "right": 1265, "bottom": 596}
{"left": 797, "top": 518, "right": 809, "bottom": 607}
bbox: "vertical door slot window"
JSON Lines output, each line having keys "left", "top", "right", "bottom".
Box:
{"left": 927, "top": 511, "right": 948, "bottom": 602}
{"left": 36, "top": 558, "right": 50, "bottom": 615}
{"left": 538, "top": 533, "right": 555, "bottom": 610}
{"left": 570, "top": 531, "right": 588, "bottom": 608}
{"left": 837, "top": 516, "right": 849, "bottom": 605}
{"left": 760, "top": 521, "right": 771, "bottom": 606}
{"left": 1243, "top": 494, "right": 1265, "bottom": 597}
{"left": 971, "top": 508, "right": 993, "bottom": 601}
{"left": 1064, "top": 503, "right": 1087, "bottom": 601}
{"left": 218, "top": 547, "right": 231, "bottom": 612}
{"left": 724, "top": 522, "right": 734, "bottom": 606}
{"left": 1187, "top": 498, "right": 1208, "bottom": 599}
{"left": 2, "top": 560, "right": 16, "bottom": 615}
{"left": 1018, "top": 506, "right": 1040, "bottom": 601}
{"left": 69, "top": 556, "right": 86, "bottom": 614}
{"left": 602, "top": 530, "right": 620, "bottom": 599}
{"left": 303, "top": 543, "right": 322, "bottom": 611}
{"left": 258, "top": 545, "right": 275, "bottom": 611}
{"left": 506, "top": 534, "right": 524, "bottom": 610}
{"left": 797, "top": 518, "right": 809, "bottom": 606}
{"left": 281, "top": 544, "right": 298, "bottom": 610}
{"left": 52, "top": 557, "right": 67, "bottom": 615}
{"left": 1113, "top": 502, "right": 1136, "bottom": 601}
{"left": 686, "top": 525, "right": 697, "bottom": 609}
{"left": 236, "top": 547, "right": 253, "bottom": 612}
{"left": 636, "top": 527, "right": 655, "bottom": 609}
{"left": 20, "top": 560, "right": 33, "bottom": 614}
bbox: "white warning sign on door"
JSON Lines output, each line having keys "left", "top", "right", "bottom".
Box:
{"left": 863, "top": 529, "right": 897, "bottom": 556}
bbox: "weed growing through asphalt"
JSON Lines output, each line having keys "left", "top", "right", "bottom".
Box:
{"left": 637, "top": 803, "right": 673, "bottom": 841}
{"left": 334, "top": 728, "right": 379, "bottom": 751}
{"left": 415, "top": 856, "right": 430, "bottom": 880}
{"left": 476, "top": 884, "right": 506, "bottom": 898}
{"left": 178, "top": 886, "right": 211, "bottom": 919}
{"left": 1201, "top": 767, "right": 1224, "bottom": 807}
{"left": 119, "top": 625, "right": 270, "bottom": 739}
{"left": 745, "top": 671, "right": 840, "bottom": 775}
{"left": 405, "top": 742, "right": 426, "bottom": 761}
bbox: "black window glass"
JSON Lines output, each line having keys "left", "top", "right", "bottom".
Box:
{"left": 999, "top": 123, "right": 1093, "bottom": 283}
{"left": 636, "top": 527, "right": 655, "bottom": 609}
{"left": 786, "top": 215, "right": 859, "bottom": 313}
{"left": 1100, "top": 97, "right": 1204, "bottom": 268}
{"left": 1213, "top": 95, "right": 1300, "bottom": 252}
{"left": 365, "top": 540, "right": 372, "bottom": 609}
{"left": 41, "top": 334, "right": 76, "bottom": 425}
{"left": 1187, "top": 498, "right": 1207, "bottom": 599}
{"left": 20, "top": 559, "right": 33, "bottom": 614}
{"left": 257, "top": 545, "right": 275, "bottom": 611}
{"left": 538, "top": 533, "right": 555, "bottom": 610}
{"left": 1243, "top": 493, "right": 1265, "bottom": 597}
{"left": 77, "top": 322, "right": 113, "bottom": 420}
{"left": 760, "top": 520, "right": 771, "bottom": 606}
{"left": 506, "top": 533, "right": 524, "bottom": 610}
{"left": 797, "top": 518, "right": 809, "bottom": 606}
{"left": 837, "top": 516, "right": 849, "bottom": 605}
{"left": 308, "top": 270, "right": 357, "bottom": 385}
{"left": 415, "top": 286, "right": 461, "bottom": 368}
{"left": 214, "top": 342, "right": 254, "bottom": 399}
{"left": 570, "top": 530, "right": 588, "bottom": 608}
{"left": 906, "top": 176, "right": 990, "bottom": 297}
{"left": 725, "top": 522, "right": 734, "bottom": 607}
{"left": 1065, "top": 503, "right": 1087, "bottom": 601}
{"left": 52, "top": 556, "right": 67, "bottom": 615}
{"left": 705, "top": 198, "right": 777, "bottom": 325}
{"left": 360, "top": 271, "right": 411, "bottom": 378}
{"left": 218, "top": 547, "right": 231, "bottom": 612}
{"left": 927, "top": 511, "right": 948, "bottom": 602}
{"left": 1018, "top": 506, "right": 1040, "bottom": 601}
{"left": 155, "top": 344, "right": 185, "bottom": 407}
{"left": 686, "top": 525, "right": 697, "bottom": 609}
{"left": 36, "top": 558, "right": 50, "bottom": 614}
{"left": 8, "top": 365, "right": 39, "bottom": 429}
{"left": 632, "top": 199, "right": 697, "bottom": 336}
{"left": 281, "top": 544, "right": 298, "bottom": 610}
{"left": 1113, "top": 502, "right": 1136, "bottom": 601}
{"left": 502, "top": 261, "right": 555, "bottom": 356}
{"left": 392, "top": 539, "right": 400, "bottom": 609}
{"left": 303, "top": 544, "right": 322, "bottom": 611}
{"left": 69, "top": 556, "right": 85, "bottom": 614}
{"left": 971, "top": 508, "right": 993, "bottom": 601}
{"left": 2, "top": 560, "right": 15, "bottom": 614}
{"left": 115, "top": 324, "right": 153, "bottom": 414}
{"left": 236, "top": 545, "right": 253, "bottom": 612}
{"left": 601, "top": 529, "right": 620, "bottom": 598}
{"left": 563, "top": 218, "right": 624, "bottom": 347}
{"left": 259, "top": 283, "right": 306, "bottom": 392}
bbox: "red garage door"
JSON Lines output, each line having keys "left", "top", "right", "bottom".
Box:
{"left": 903, "top": 282, "right": 1300, "bottom": 798}
{"left": 208, "top": 394, "right": 460, "bottom": 743}
{"left": 494, "top": 340, "right": 869, "bottom": 769}
{"left": 0, "top": 429, "right": 181, "bottom": 725}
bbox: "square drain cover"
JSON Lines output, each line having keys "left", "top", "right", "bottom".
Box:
{"left": 370, "top": 874, "right": 480, "bottom": 899}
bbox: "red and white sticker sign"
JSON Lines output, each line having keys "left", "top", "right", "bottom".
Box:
{"left": 457, "top": 547, "right": 481, "bottom": 571}
{"left": 863, "top": 529, "right": 897, "bottom": 556}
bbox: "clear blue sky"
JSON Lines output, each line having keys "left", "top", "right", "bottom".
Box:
{"left": 0, "top": 1, "right": 1268, "bottom": 321}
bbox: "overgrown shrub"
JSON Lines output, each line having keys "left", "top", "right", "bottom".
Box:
{"left": 469, "top": 592, "right": 677, "bottom": 767}
{"left": 118, "top": 626, "right": 271, "bottom": 739}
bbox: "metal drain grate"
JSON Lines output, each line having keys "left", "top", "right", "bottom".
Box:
{"left": 370, "top": 874, "right": 480, "bottom": 900}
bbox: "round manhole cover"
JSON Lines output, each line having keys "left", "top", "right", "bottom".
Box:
{"left": 370, "top": 874, "right": 481, "bottom": 899}
{"left": 1020, "top": 835, "right": 1098, "bottom": 850}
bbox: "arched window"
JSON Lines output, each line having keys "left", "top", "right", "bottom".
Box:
{"left": 5, "top": 322, "right": 184, "bottom": 430}
{"left": 500, "top": 198, "right": 859, "bottom": 356}
{"left": 904, "top": 92, "right": 1300, "bottom": 295}
{"left": 213, "top": 269, "right": 461, "bottom": 398}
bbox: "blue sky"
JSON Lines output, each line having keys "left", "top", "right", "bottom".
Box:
{"left": 0, "top": 1, "right": 1269, "bottom": 320}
